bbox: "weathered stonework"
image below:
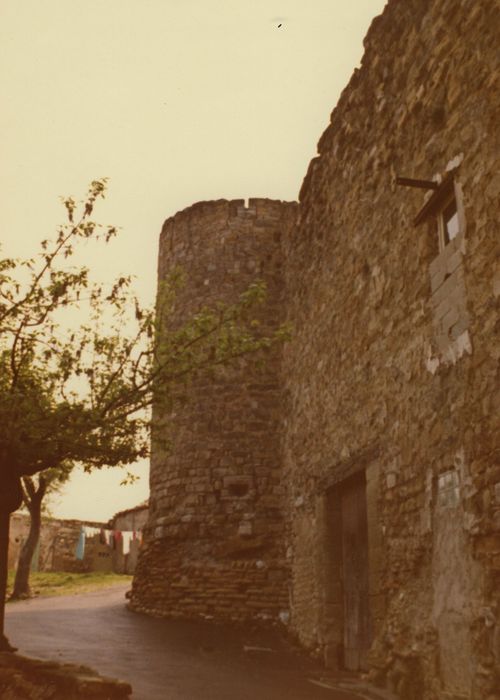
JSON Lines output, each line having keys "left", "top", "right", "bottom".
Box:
{"left": 281, "top": 0, "right": 500, "bottom": 698}
{"left": 130, "top": 199, "right": 296, "bottom": 623}
{"left": 133, "top": 1, "right": 500, "bottom": 698}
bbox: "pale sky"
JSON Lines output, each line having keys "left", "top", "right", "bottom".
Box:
{"left": 0, "top": 0, "right": 386, "bottom": 522}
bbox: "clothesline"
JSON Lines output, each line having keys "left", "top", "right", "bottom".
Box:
{"left": 76, "top": 526, "right": 143, "bottom": 560}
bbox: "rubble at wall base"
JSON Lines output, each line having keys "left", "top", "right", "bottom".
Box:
{"left": 0, "top": 653, "right": 131, "bottom": 700}
{"left": 129, "top": 536, "right": 289, "bottom": 625}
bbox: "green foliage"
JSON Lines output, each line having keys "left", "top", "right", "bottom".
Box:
{"left": 0, "top": 179, "right": 289, "bottom": 485}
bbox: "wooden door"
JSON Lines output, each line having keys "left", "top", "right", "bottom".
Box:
{"left": 340, "top": 472, "right": 372, "bottom": 671}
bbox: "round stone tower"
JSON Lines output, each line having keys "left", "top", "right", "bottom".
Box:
{"left": 130, "top": 197, "right": 297, "bottom": 623}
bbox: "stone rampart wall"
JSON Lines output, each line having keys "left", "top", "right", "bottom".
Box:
{"left": 132, "top": 1, "right": 499, "bottom": 696}
{"left": 282, "top": 0, "right": 499, "bottom": 698}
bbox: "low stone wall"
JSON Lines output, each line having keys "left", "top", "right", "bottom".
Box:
{"left": 8, "top": 515, "right": 108, "bottom": 574}
{"left": 8, "top": 514, "right": 144, "bottom": 576}
{"left": 0, "top": 653, "right": 131, "bottom": 700}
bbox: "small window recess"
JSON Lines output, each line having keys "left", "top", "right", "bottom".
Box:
{"left": 396, "top": 170, "right": 464, "bottom": 253}
{"left": 229, "top": 482, "right": 249, "bottom": 498}
{"left": 435, "top": 469, "right": 460, "bottom": 509}
{"left": 438, "top": 194, "right": 463, "bottom": 253}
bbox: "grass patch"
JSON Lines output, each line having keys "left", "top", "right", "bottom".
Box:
{"left": 7, "top": 570, "right": 132, "bottom": 600}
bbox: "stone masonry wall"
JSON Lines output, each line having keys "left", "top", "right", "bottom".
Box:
{"left": 282, "top": 1, "right": 499, "bottom": 699}
{"left": 129, "top": 1, "right": 499, "bottom": 696}
{"left": 130, "top": 198, "right": 297, "bottom": 623}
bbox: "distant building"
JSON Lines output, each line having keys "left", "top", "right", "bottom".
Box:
{"left": 109, "top": 501, "right": 149, "bottom": 533}
{"left": 108, "top": 501, "right": 149, "bottom": 574}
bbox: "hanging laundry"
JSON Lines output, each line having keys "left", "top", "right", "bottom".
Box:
{"left": 83, "top": 525, "right": 101, "bottom": 539}
{"left": 75, "top": 527, "right": 86, "bottom": 560}
{"left": 99, "top": 528, "right": 112, "bottom": 545}
{"left": 113, "top": 530, "right": 122, "bottom": 551}
{"left": 122, "top": 531, "right": 134, "bottom": 555}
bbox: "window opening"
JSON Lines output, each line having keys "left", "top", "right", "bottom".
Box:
{"left": 436, "top": 470, "right": 460, "bottom": 509}
{"left": 441, "top": 198, "right": 459, "bottom": 245}
{"left": 396, "top": 171, "right": 463, "bottom": 252}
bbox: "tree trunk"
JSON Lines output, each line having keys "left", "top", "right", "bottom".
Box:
{"left": 0, "top": 471, "right": 23, "bottom": 651}
{"left": 10, "top": 505, "right": 41, "bottom": 599}
{"left": 0, "top": 508, "right": 14, "bottom": 650}
{"left": 10, "top": 477, "right": 46, "bottom": 601}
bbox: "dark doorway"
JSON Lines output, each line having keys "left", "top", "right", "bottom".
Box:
{"left": 340, "top": 471, "right": 372, "bottom": 671}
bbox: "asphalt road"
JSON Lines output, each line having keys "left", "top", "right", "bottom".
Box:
{"left": 5, "top": 584, "right": 366, "bottom": 700}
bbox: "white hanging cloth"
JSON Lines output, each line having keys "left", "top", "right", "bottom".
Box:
{"left": 122, "top": 531, "right": 134, "bottom": 555}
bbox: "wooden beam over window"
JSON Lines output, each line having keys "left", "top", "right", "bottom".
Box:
{"left": 395, "top": 176, "right": 439, "bottom": 190}
{"left": 414, "top": 174, "right": 456, "bottom": 226}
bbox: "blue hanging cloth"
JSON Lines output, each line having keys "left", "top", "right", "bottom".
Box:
{"left": 75, "top": 527, "right": 86, "bottom": 560}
